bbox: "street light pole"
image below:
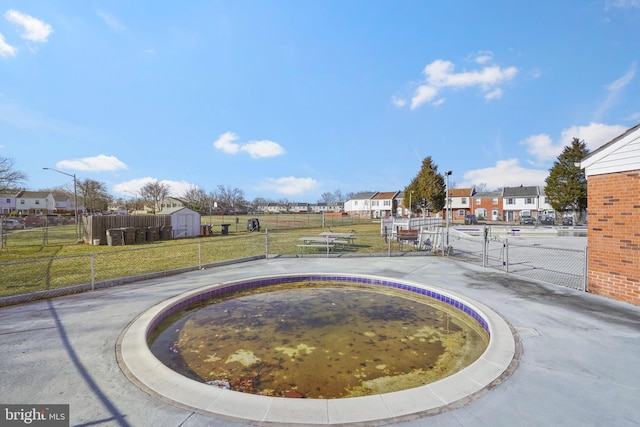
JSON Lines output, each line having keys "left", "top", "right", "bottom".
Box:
{"left": 445, "top": 171, "right": 452, "bottom": 246}
{"left": 43, "top": 168, "right": 79, "bottom": 242}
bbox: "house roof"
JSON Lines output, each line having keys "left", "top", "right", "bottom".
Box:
{"left": 350, "top": 192, "right": 377, "bottom": 199}
{"left": 17, "top": 191, "right": 51, "bottom": 198}
{"left": 502, "top": 186, "right": 539, "bottom": 197}
{"left": 449, "top": 188, "right": 473, "bottom": 197}
{"left": 371, "top": 191, "right": 399, "bottom": 200}
{"left": 474, "top": 191, "right": 502, "bottom": 198}
{"left": 159, "top": 206, "right": 200, "bottom": 216}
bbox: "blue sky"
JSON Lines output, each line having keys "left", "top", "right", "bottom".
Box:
{"left": 1, "top": 1, "right": 639, "bottom": 202}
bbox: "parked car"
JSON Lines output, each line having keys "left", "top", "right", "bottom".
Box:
{"left": 519, "top": 215, "right": 534, "bottom": 225}
{"left": 539, "top": 215, "right": 555, "bottom": 225}
{"left": 562, "top": 216, "right": 574, "bottom": 226}
{"left": 2, "top": 218, "right": 25, "bottom": 230}
{"left": 464, "top": 214, "right": 478, "bottom": 225}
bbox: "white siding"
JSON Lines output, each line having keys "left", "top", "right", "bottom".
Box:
{"left": 582, "top": 129, "right": 640, "bottom": 177}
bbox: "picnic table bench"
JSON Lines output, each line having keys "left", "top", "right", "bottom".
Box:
{"left": 297, "top": 237, "right": 335, "bottom": 254}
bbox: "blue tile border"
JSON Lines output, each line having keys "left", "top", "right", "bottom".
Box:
{"left": 147, "top": 274, "right": 490, "bottom": 338}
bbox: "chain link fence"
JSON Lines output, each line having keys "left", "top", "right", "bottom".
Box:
{"left": 0, "top": 225, "right": 587, "bottom": 306}
{"left": 446, "top": 227, "right": 587, "bottom": 291}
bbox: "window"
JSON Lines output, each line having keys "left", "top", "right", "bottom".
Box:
{"left": 20, "top": 200, "right": 25, "bottom": 205}
{"left": 457, "top": 209, "right": 465, "bottom": 216}
{"left": 5, "top": 198, "right": 9, "bottom": 203}
{"left": 492, "top": 198, "right": 498, "bottom": 205}
{"left": 354, "top": 201, "right": 358, "bottom": 206}
{"left": 383, "top": 200, "right": 390, "bottom": 206}
{"left": 461, "top": 198, "right": 467, "bottom": 205}
{"left": 475, "top": 198, "right": 481, "bottom": 205}
{"left": 35, "top": 200, "right": 40, "bottom": 205}
{"left": 525, "top": 197, "right": 534, "bottom": 204}
{"left": 506, "top": 198, "right": 514, "bottom": 205}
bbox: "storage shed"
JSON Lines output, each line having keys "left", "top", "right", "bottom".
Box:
{"left": 580, "top": 122, "right": 640, "bottom": 306}
{"left": 159, "top": 206, "right": 201, "bottom": 238}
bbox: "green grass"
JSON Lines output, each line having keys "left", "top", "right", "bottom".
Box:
{"left": 0, "top": 219, "right": 426, "bottom": 299}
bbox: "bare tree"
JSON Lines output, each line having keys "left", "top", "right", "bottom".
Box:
{"left": 216, "top": 185, "right": 245, "bottom": 211}
{"left": 77, "top": 178, "right": 111, "bottom": 213}
{"left": 181, "top": 184, "right": 207, "bottom": 213}
{"left": 140, "top": 181, "right": 171, "bottom": 214}
{"left": 319, "top": 192, "right": 335, "bottom": 203}
{"left": 0, "top": 156, "right": 27, "bottom": 193}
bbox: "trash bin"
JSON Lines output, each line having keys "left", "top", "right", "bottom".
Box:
{"left": 146, "top": 226, "right": 159, "bottom": 242}
{"left": 106, "top": 228, "right": 124, "bottom": 246}
{"left": 122, "top": 227, "right": 136, "bottom": 245}
{"left": 160, "top": 225, "right": 173, "bottom": 240}
{"left": 135, "top": 228, "right": 146, "bottom": 243}
{"left": 247, "top": 218, "right": 260, "bottom": 232}
{"left": 221, "top": 223, "right": 230, "bottom": 235}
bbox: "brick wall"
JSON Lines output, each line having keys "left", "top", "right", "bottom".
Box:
{"left": 588, "top": 170, "right": 640, "bottom": 305}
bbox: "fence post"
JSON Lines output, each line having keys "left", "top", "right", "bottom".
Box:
{"left": 91, "top": 253, "right": 95, "bottom": 291}
{"left": 265, "top": 228, "right": 269, "bottom": 258}
{"left": 583, "top": 246, "right": 588, "bottom": 292}
{"left": 504, "top": 238, "right": 509, "bottom": 272}
{"left": 482, "top": 226, "right": 488, "bottom": 268}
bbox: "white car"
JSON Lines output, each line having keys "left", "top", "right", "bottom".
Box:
{"left": 2, "top": 219, "right": 25, "bottom": 230}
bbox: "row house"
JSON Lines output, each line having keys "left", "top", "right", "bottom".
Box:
{"left": 471, "top": 191, "right": 502, "bottom": 221}
{"left": 371, "top": 191, "right": 400, "bottom": 219}
{"left": 16, "top": 191, "right": 57, "bottom": 216}
{"left": 343, "top": 192, "right": 377, "bottom": 218}
{"left": 501, "top": 186, "right": 555, "bottom": 222}
{"left": 310, "top": 202, "right": 343, "bottom": 214}
{"left": 448, "top": 188, "right": 474, "bottom": 222}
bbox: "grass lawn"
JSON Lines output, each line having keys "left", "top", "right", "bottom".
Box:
{"left": 1, "top": 219, "right": 420, "bottom": 299}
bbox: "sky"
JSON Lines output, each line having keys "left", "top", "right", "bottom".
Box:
{"left": 1, "top": 1, "right": 639, "bottom": 203}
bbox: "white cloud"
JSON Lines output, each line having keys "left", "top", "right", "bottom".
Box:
{"left": 258, "top": 176, "right": 319, "bottom": 196}
{"left": 213, "top": 131, "right": 286, "bottom": 158}
{"left": 473, "top": 51, "right": 494, "bottom": 65}
{"left": 56, "top": 154, "right": 128, "bottom": 172}
{"left": 520, "top": 123, "right": 629, "bottom": 164}
{"left": 391, "top": 96, "right": 406, "bottom": 108}
{"left": 96, "top": 9, "right": 126, "bottom": 33}
{"left": 409, "top": 59, "right": 518, "bottom": 109}
{"left": 4, "top": 9, "right": 52, "bottom": 43}
{"left": 460, "top": 159, "right": 548, "bottom": 190}
{"left": 593, "top": 63, "right": 636, "bottom": 121}
{"left": 213, "top": 131, "right": 241, "bottom": 154}
{"left": 605, "top": 0, "right": 640, "bottom": 9}
{"left": 0, "top": 33, "right": 17, "bottom": 57}
{"left": 113, "top": 177, "right": 193, "bottom": 197}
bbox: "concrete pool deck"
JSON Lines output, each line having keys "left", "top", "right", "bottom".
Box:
{"left": 1, "top": 256, "right": 640, "bottom": 426}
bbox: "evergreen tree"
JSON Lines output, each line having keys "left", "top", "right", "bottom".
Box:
{"left": 544, "top": 138, "right": 589, "bottom": 215}
{"left": 404, "top": 156, "right": 446, "bottom": 215}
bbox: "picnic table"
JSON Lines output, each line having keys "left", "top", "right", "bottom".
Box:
{"left": 297, "top": 236, "right": 335, "bottom": 254}
{"left": 318, "top": 232, "right": 356, "bottom": 245}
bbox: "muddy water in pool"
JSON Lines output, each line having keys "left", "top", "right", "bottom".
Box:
{"left": 149, "top": 282, "right": 489, "bottom": 399}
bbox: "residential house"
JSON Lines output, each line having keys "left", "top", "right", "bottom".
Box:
{"left": 579, "top": 122, "right": 640, "bottom": 306}
{"left": 537, "top": 188, "right": 556, "bottom": 220}
{"left": 447, "top": 188, "right": 475, "bottom": 222}
{"left": 289, "top": 203, "right": 309, "bottom": 213}
{"left": 48, "top": 193, "right": 74, "bottom": 215}
{"left": 309, "top": 202, "right": 344, "bottom": 214}
{"left": 15, "top": 191, "right": 56, "bottom": 216}
{"left": 0, "top": 192, "right": 18, "bottom": 215}
{"left": 471, "top": 191, "right": 503, "bottom": 221}
{"left": 160, "top": 197, "right": 186, "bottom": 210}
{"left": 502, "top": 186, "right": 539, "bottom": 222}
{"left": 257, "top": 202, "right": 283, "bottom": 214}
{"left": 370, "top": 191, "right": 400, "bottom": 219}
{"left": 343, "top": 192, "right": 377, "bottom": 218}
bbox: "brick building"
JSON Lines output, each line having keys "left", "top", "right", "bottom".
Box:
{"left": 580, "top": 123, "right": 640, "bottom": 306}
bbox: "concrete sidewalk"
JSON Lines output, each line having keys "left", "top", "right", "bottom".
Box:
{"left": 1, "top": 256, "right": 639, "bottom": 426}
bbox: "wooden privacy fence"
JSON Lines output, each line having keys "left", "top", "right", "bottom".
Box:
{"left": 83, "top": 215, "right": 171, "bottom": 245}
